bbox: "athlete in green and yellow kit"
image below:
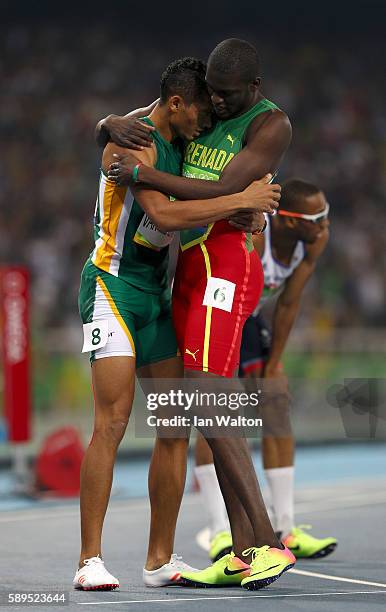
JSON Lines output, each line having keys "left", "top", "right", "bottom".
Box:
{"left": 102, "top": 40, "right": 299, "bottom": 590}
{"left": 75, "top": 57, "right": 279, "bottom": 592}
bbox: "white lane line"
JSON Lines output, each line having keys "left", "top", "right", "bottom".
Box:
{"left": 0, "top": 505, "right": 145, "bottom": 524}
{"left": 0, "top": 495, "right": 200, "bottom": 524}
{"left": 1, "top": 487, "right": 386, "bottom": 524}
{"left": 295, "top": 498, "right": 386, "bottom": 515}
{"left": 295, "top": 492, "right": 386, "bottom": 515}
{"left": 0, "top": 510, "right": 79, "bottom": 523}
{"left": 0, "top": 498, "right": 147, "bottom": 524}
{"left": 294, "top": 481, "right": 386, "bottom": 501}
{"left": 290, "top": 568, "right": 386, "bottom": 589}
{"left": 76, "top": 590, "right": 386, "bottom": 605}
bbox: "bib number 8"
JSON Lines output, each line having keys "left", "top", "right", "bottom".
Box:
{"left": 82, "top": 320, "right": 109, "bottom": 353}
{"left": 92, "top": 327, "right": 101, "bottom": 346}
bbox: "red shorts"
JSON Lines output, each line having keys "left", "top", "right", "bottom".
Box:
{"left": 172, "top": 222, "right": 263, "bottom": 377}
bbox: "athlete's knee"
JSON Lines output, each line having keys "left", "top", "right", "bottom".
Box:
{"left": 262, "top": 403, "right": 292, "bottom": 437}
{"left": 155, "top": 435, "right": 189, "bottom": 453}
{"left": 93, "top": 419, "right": 129, "bottom": 447}
{"left": 93, "top": 400, "right": 131, "bottom": 446}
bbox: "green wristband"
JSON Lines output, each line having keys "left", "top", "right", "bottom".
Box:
{"left": 132, "top": 163, "right": 141, "bottom": 183}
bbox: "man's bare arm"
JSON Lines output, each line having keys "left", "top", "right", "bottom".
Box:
{"left": 102, "top": 143, "right": 276, "bottom": 233}
{"left": 264, "top": 230, "right": 329, "bottom": 374}
{"left": 133, "top": 186, "right": 267, "bottom": 233}
{"left": 109, "top": 111, "right": 291, "bottom": 205}
{"left": 96, "top": 100, "right": 159, "bottom": 149}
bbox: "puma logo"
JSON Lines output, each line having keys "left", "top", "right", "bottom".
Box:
{"left": 227, "top": 134, "right": 235, "bottom": 147}
{"left": 185, "top": 348, "right": 199, "bottom": 362}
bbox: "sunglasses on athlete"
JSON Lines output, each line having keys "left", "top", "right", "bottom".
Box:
{"left": 277, "top": 202, "right": 330, "bottom": 223}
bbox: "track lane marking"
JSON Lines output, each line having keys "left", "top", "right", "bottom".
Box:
{"left": 0, "top": 495, "right": 200, "bottom": 523}
{"left": 295, "top": 491, "right": 386, "bottom": 514}
{"left": 290, "top": 568, "right": 386, "bottom": 588}
{"left": 2, "top": 488, "right": 386, "bottom": 524}
{"left": 76, "top": 590, "right": 386, "bottom": 605}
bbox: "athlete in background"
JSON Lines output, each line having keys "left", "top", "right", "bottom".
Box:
{"left": 194, "top": 179, "right": 338, "bottom": 562}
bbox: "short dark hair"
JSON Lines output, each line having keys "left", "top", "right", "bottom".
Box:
{"left": 208, "top": 38, "right": 260, "bottom": 82}
{"left": 280, "top": 179, "right": 321, "bottom": 212}
{"left": 160, "top": 57, "right": 208, "bottom": 104}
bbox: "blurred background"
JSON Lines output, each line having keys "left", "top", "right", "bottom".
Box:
{"left": 0, "top": 0, "right": 385, "bottom": 497}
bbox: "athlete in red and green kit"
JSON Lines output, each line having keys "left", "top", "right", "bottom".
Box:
{"left": 101, "top": 39, "right": 294, "bottom": 590}
{"left": 172, "top": 97, "right": 281, "bottom": 378}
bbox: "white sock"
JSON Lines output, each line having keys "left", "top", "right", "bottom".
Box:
{"left": 194, "top": 463, "right": 229, "bottom": 538}
{"left": 264, "top": 466, "right": 295, "bottom": 538}
{"left": 261, "top": 486, "right": 276, "bottom": 529}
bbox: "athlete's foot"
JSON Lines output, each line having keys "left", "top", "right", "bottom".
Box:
{"left": 283, "top": 525, "right": 338, "bottom": 559}
{"left": 73, "top": 556, "right": 119, "bottom": 591}
{"left": 143, "top": 554, "right": 198, "bottom": 587}
{"left": 240, "top": 545, "right": 295, "bottom": 590}
{"left": 209, "top": 531, "right": 233, "bottom": 562}
{"left": 180, "top": 552, "right": 250, "bottom": 587}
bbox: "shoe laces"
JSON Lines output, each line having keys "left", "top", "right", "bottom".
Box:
{"left": 83, "top": 555, "right": 104, "bottom": 567}
{"left": 211, "top": 552, "right": 233, "bottom": 568}
{"left": 242, "top": 545, "right": 270, "bottom": 565}
{"left": 169, "top": 554, "right": 187, "bottom": 570}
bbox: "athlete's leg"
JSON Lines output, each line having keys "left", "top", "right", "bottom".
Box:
{"left": 240, "top": 310, "right": 295, "bottom": 536}
{"left": 212, "top": 455, "right": 256, "bottom": 557}
{"left": 79, "top": 356, "right": 135, "bottom": 566}
{"left": 244, "top": 367, "right": 294, "bottom": 537}
{"left": 195, "top": 432, "right": 213, "bottom": 466}
{"left": 195, "top": 433, "right": 230, "bottom": 544}
{"left": 195, "top": 433, "right": 257, "bottom": 561}
{"left": 188, "top": 370, "right": 280, "bottom": 557}
{"left": 176, "top": 243, "right": 279, "bottom": 553}
{"left": 137, "top": 356, "right": 189, "bottom": 571}
{"left": 196, "top": 431, "right": 255, "bottom": 556}
{"left": 243, "top": 366, "right": 337, "bottom": 558}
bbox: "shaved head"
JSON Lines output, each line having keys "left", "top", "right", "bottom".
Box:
{"left": 280, "top": 179, "right": 322, "bottom": 214}
{"left": 207, "top": 38, "right": 260, "bottom": 83}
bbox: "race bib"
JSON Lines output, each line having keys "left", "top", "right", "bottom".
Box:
{"left": 82, "top": 320, "right": 109, "bottom": 353}
{"left": 133, "top": 214, "right": 174, "bottom": 251}
{"left": 203, "top": 277, "right": 236, "bottom": 313}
